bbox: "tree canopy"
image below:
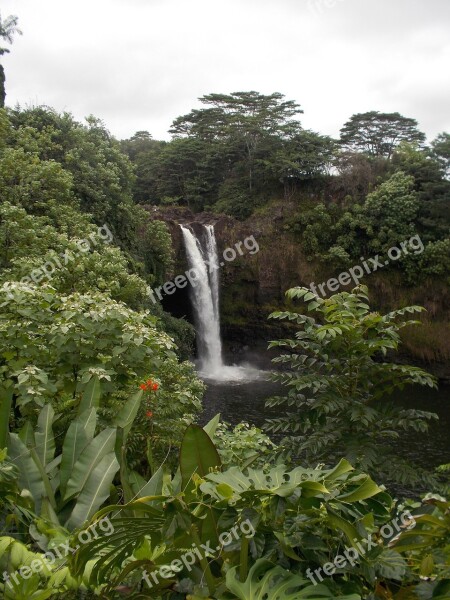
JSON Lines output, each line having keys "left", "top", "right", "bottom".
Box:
{"left": 339, "top": 111, "right": 426, "bottom": 159}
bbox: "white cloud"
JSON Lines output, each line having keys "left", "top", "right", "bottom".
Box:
{"left": 1, "top": 0, "right": 449, "bottom": 141}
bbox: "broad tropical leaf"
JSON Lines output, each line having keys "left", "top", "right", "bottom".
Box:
{"left": 59, "top": 408, "right": 97, "bottom": 498}
{"left": 65, "top": 451, "right": 119, "bottom": 529}
{"left": 34, "top": 403, "right": 56, "bottom": 467}
{"left": 78, "top": 375, "right": 101, "bottom": 414}
{"left": 225, "top": 559, "right": 356, "bottom": 599}
{"left": 180, "top": 424, "right": 221, "bottom": 489}
{"left": 8, "top": 433, "right": 45, "bottom": 513}
{"left": 63, "top": 427, "right": 116, "bottom": 502}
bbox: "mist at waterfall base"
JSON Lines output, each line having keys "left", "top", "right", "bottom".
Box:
{"left": 180, "top": 224, "right": 263, "bottom": 383}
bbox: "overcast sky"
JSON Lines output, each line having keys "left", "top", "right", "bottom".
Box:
{"left": 1, "top": 0, "right": 449, "bottom": 142}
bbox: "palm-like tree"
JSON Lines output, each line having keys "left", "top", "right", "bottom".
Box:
{"left": 0, "top": 12, "right": 22, "bottom": 107}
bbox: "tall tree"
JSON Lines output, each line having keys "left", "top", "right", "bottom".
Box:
{"left": 340, "top": 111, "right": 426, "bottom": 159}
{"left": 0, "top": 12, "right": 22, "bottom": 107}
{"left": 169, "top": 91, "right": 303, "bottom": 191}
{"left": 431, "top": 132, "right": 450, "bottom": 178}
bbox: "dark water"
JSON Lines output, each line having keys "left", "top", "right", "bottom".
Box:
{"left": 200, "top": 373, "right": 450, "bottom": 474}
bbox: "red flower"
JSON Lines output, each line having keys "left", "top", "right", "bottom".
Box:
{"left": 139, "top": 378, "right": 159, "bottom": 392}
{"left": 146, "top": 411, "right": 153, "bottom": 418}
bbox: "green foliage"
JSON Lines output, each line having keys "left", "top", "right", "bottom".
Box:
{"left": 180, "top": 424, "right": 221, "bottom": 490}
{"left": 271, "top": 129, "right": 336, "bottom": 196}
{"left": 0, "top": 284, "right": 180, "bottom": 417}
{"left": 0, "top": 447, "right": 22, "bottom": 515}
{"left": 0, "top": 145, "right": 75, "bottom": 212}
{"left": 156, "top": 309, "right": 195, "bottom": 360}
{"left": 213, "top": 421, "right": 276, "bottom": 468}
{"left": 392, "top": 495, "right": 450, "bottom": 598}
{"left": 0, "top": 202, "right": 151, "bottom": 309}
{"left": 403, "top": 238, "right": 450, "bottom": 283}
{"left": 0, "top": 12, "right": 22, "bottom": 107}
{"left": 67, "top": 426, "right": 416, "bottom": 599}
{"left": 265, "top": 285, "right": 438, "bottom": 487}
{"left": 2, "top": 420, "right": 447, "bottom": 599}
{"left": 361, "top": 170, "right": 419, "bottom": 251}
{"left": 291, "top": 169, "right": 449, "bottom": 286}
{"left": 8, "top": 108, "right": 136, "bottom": 242}
{"left": 0, "top": 107, "right": 176, "bottom": 297}
{"left": 391, "top": 142, "right": 450, "bottom": 240}
{"left": 139, "top": 218, "right": 174, "bottom": 284}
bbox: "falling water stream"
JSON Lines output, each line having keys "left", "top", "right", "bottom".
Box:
{"left": 180, "top": 224, "right": 261, "bottom": 382}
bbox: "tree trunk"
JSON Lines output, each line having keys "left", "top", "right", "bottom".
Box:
{"left": 0, "top": 64, "right": 5, "bottom": 108}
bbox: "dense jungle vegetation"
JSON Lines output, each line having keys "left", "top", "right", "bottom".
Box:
{"left": 0, "top": 12, "right": 449, "bottom": 599}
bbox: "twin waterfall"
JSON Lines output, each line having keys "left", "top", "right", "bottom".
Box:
{"left": 180, "top": 225, "right": 224, "bottom": 377}
{"left": 180, "top": 223, "right": 261, "bottom": 381}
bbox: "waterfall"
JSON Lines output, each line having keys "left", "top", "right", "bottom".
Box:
{"left": 180, "top": 224, "right": 224, "bottom": 375}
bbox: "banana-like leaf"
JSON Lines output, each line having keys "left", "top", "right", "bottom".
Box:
{"left": 78, "top": 375, "right": 101, "bottom": 414}
{"left": 113, "top": 389, "right": 143, "bottom": 440}
{"left": 29, "top": 447, "right": 57, "bottom": 509}
{"left": 180, "top": 424, "right": 221, "bottom": 490}
{"left": 8, "top": 433, "right": 45, "bottom": 514}
{"left": 35, "top": 404, "right": 56, "bottom": 467}
{"left": 18, "top": 420, "right": 35, "bottom": 447}
{"left": 65, "top": 451, "right": 119, "bottom": 530}
{"left": 60, "top": 408, "right": 97, "bottom": 499}
{"left": 225, "top": 559, "right": 347, "bottom": 599}
{"left": 63, "top": 427, "right": 116, "bottom": 502}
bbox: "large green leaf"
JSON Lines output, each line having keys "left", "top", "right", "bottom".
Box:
{"left": 63, "top": 427, "right": 116, "bottom": 502}
{"left": 18, "top": 420, "right": 35, "bottom": 447}
{"left": 78, "top": 375, "right": 101, "bottom": 414}
{"left": 202, "top": 465, "right": 329, "bottom": 500}
{"left": 338, "top": 476, "right": 382, "bottom": 502}
{"left": 113, "top": 389, "right": 143, "bottom": 439}
{"left": 8, "top": 433, "right": 45, "bottom": 513}
{"left": 203, "top": 413, "right": 221, "bottom": 437}
{"left": 35, "top": 404, "right": 56, "bottom": 467}
{"left": 65, "top": 451, "right": 119, "bottom": 530}
{"left": 180, "top": 424, "right": 221, "bottom": 489}
{"left": 225, "top": 559, "right": 348, "bottom": 599}
{"left": 324, "top": 458, "right": 354, "bottom": 482}
{"left": 60, "top": 408, "right": 97, "bottom": 499}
